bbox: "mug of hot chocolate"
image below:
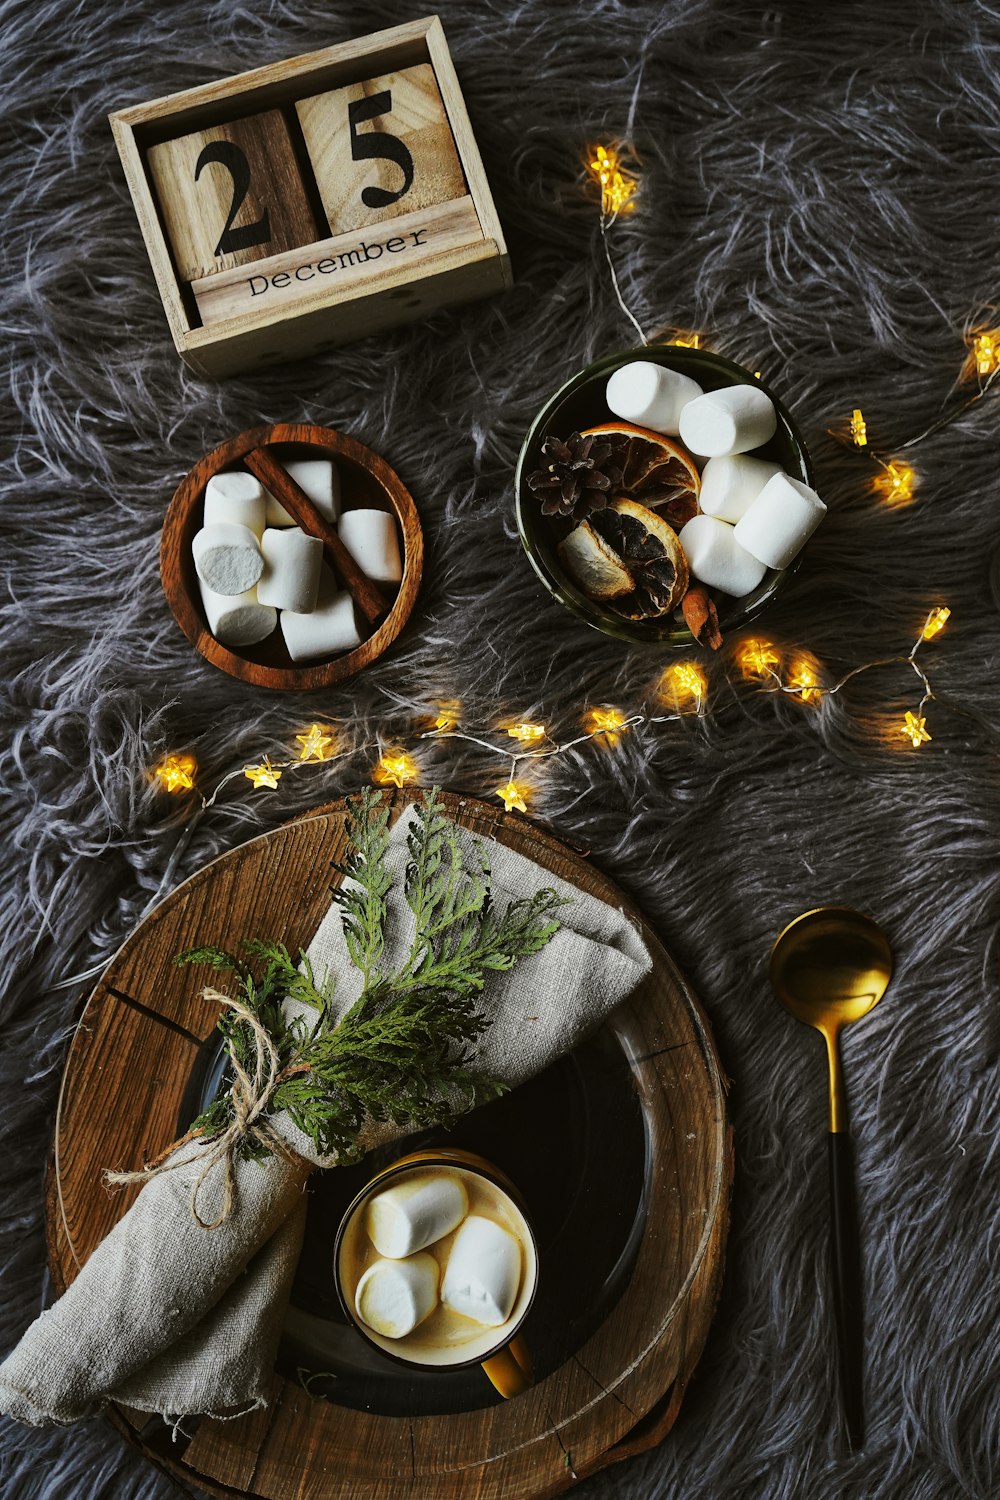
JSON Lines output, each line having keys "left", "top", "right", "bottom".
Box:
{"left": 334, "top": 1149, "right": 538, "bottom": 1397}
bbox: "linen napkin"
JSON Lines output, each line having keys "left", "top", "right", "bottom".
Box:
{"left": 0, "top": 806, "right": 651, "bottom": 1427}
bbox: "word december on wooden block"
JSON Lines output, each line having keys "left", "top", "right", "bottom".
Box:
{"left": 147, "top": 110, "right": 319, "bottom": 283}
{"left": 192, "top": 197, "right": 482, "bottom": 326}
{"left": 295, "top": 63, "right": 465, "bottom": 237}
{"left": 110, "top": 18, "right": 510, "bottom": 378}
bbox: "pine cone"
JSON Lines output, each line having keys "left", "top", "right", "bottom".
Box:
{"left": 527, "top": 432, "right": 623, "bottom": 520}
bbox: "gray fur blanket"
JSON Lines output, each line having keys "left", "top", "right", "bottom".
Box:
{"left": 2, "top": 1, "right": 998, "bottom": 1498}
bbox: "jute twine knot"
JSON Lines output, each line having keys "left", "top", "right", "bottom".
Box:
{"left": 105, "top": 987, "right": 308, "bottom": 1230}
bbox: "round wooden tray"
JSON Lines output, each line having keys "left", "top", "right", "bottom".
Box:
{"left": 160, "top": 423, "right": 424, "bottom": 691}
{"left": 47, "top": 791, "right": 731, "bottom": 1500}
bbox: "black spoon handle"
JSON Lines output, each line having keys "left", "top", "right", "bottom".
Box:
{"left": 828, "top": 1131, "right": 865, "bottom": 1449}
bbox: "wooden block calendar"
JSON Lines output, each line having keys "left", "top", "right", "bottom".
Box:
{"left": 110, "top": 18, "right": 510, "bottom": 379}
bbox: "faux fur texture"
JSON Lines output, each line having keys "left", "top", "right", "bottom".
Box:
{"left": 2, "top": 1, "right": 999, "bottom": 1497}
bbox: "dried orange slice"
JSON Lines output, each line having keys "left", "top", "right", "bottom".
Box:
{"left": 582, "top": 421, "right": 701, "bottom": 529}
{"left": 559, "top": 498, "right": 689, "bottom": 619}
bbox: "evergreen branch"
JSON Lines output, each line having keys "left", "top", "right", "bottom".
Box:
{"left": 329, "top": 789, "right": 391, "bottom": 986}
{"left": 181, "top": 789, "right": 567, "bottom": 1164}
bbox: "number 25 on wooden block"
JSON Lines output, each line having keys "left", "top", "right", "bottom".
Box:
{"left": 147, "top": 110, "right": 319, "bottom": 283}
{"left": 296, "top": 63, "right": 466, "bottom": 235}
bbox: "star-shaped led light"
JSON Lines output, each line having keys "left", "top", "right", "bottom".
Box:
{"left": 787, "top": 659, "right": 822, "bottom": 704}
{"left": 874, "top": 460, "right": 915, "bottom": 506}
{"left": 152, "top": 753, "right": 196, "bottom": 794}
{"left": 660, "top": 662, "right": 707, "bottom": 710}
{"left": 584, "top": 706, "right": 628, "bottom": 745}
{"left": 738, "top": 640, "right": 780, "bottom": 679}
{"left": 850, "top": 407, "right": 868, "bottom": 447}
{"left": 495, "top": 780, "right": 528, "bottom": 813}
{"left": 244, "top": 756, "right": 282, "bottom": 790}
{"left": 921, "top": 607, "right": 951, "bottom": 642}
{"left": 972, "top": 330, "right": 999, "bottom": 377}
{"left": 900, "top": 710, "right": 931, "bottom": 748}
{"left": 587, "top": 144, "right": 638, "bottom": 217}
{"left": 431, "top": 703, "right": 461, "bottom": 733}
{"left": 507, "top": 722, "right": 545, "bottom": 743}
{"left": 295, "top": 724, "right": 337, "bottom": 762}
{"left": 374, "top": 750, "right": 418, "bottom": 788}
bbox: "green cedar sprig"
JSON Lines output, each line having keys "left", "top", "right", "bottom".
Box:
{"left": 176, "top": 788, "right": 567, "bottom": 1163}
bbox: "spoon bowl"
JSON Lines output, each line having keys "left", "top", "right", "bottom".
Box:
{"left": 770, "top": 907, "right": 894, "bottom": 1032}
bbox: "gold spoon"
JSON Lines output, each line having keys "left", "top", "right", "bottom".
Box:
{"left": 770, "top": 906, "right": 894, "bottom": 1450}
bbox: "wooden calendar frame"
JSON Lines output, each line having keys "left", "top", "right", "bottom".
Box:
{"left": 110, "top": 17, "right": 511, "bottom": 378}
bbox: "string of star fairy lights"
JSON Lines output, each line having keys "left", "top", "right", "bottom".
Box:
{"left": 148, "top": 604, "right": 960, "bottom": 829}
{"left": 585, "top": 142, "right": 1000, "bottom": 508}
{"left": 836, "top": 334, "right": 1000, "bottom": 506}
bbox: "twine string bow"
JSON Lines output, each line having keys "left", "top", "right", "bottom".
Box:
{"left": 105, "top": 987, "right": 308, "bottom": 1230}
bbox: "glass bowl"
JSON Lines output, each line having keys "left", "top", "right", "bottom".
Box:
{"left": 514, "top": 344, "right": 815, "bottom": 646}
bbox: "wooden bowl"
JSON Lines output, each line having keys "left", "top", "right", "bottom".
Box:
{"left": 161, "top": 423, "right": 423, "bottom": 691}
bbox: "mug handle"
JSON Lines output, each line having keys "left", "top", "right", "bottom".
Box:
{"left": 481, "top": 1334, "right": 534, "bottom": 1398}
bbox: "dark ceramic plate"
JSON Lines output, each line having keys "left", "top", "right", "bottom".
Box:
{"left": 180, "top": 1019, "right": 648, "bottom": 1418}
{"left": 514, "top": 344, "right": 815, "bottom": 646}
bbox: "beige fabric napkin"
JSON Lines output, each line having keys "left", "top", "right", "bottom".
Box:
{"left": 0, "top": 807, "right": 651, "bottom": 1426}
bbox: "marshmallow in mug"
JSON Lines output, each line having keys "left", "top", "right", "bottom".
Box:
{"left": 198, "top": 580, "right": 276, "bottom": 647}
{"left": 203, "top": 470, "right": 267, "bottom": 537}
{"left": 192, "top": 522, "right": 264, "bottom": 595}
{"left": 279, "top": 567, "right": 364, "bottom": 661}
{"left": 257, "top": 527, "right": 323, "bottom": 614}
{"left": 338, "top": 509, "right": 403, "bottom": 586}
{"left": 366, "top": 1173, "right": 468, "bottom": 1260}
{"left": 699, "top": 455, "right": 782, "bottom": 524}
{"left": 355, "top": 1253, "right": 439, "bottom": 1340}
{"left": 265, "top": 458, "right": 341, "bottom": 527}
{"left": 734, "top": 472, "right": 827, "bottom": 570}
{"left": 679, "top": 384, "right": 777, "bottom": 458}
{"left": 605, "top": 360, "right": 703, "bottom": 437}
{"left": 678, "top": 514, "right": 767, "bottom": 598}
{"left": 441, "top": 1215, "right": 522, "bottom": 1328}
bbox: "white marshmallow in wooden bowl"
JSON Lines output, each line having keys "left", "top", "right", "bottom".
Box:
{"left": 198, "top": 580, "right": 277, "bottom": 647}
{"left": 679, "top": 384, "right": 777, "bottom": 458}
{"left": 257, "top": 527, "right": 323, "bottom": 614}
{"left": 265, "top": 458, "right": 341, "bottom": 527}
{"left": 605, "top": 360, "right": 703, "bottom": 437}
{"left": 279, "top": 567, "right": 364, "bottom": 662}
{"left": 203, "top": 471, "right": 266, "bottom": 536}
{"left": 338, "top": 509, "right": 403, "bottom": 585}
{"left": 678, "top": 514, "right": 768, "bottom": 598}
{"left": 699, "top": 455, "right": 782, "bottom": 524}
{"left": 733, "top": 472, "right": 827, "bottom": 569}
{"left": 192, "top": 522, "right": 264, "bottom": 595}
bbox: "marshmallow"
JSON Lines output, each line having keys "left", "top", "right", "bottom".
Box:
{"left": 441, "top": 1216, "right": 522, "bottom": 1328}
{"left": 733, "top": 472, "right": 827, "bottom": 569}
{"left": 192, "top": 523, "right": 263, "bottom": 595}
{"left": 257, "top": 527, "right": 323, "bottom": 613}
{"left": 679, "top": 384, "right": 777, "bottom": 458}
{"left": 198, "top": 581, "right": 276, "bottom": 647}
{"left": 203, "top": 471, "right": 266, "bottom": 536}
{"left": 266, "top": 458, "right": 340, "bottom": 527}
{"left": 699, "top": 455, "right": 782, "bottom": 524}
{"left": 605, "top": 360, "right": 702, "bottom": 437}
{"left": 279, "top": 568, "right": 364, "bottom": 661}
{"left": 366, "top": 1173, "right": 468, "bottom": 1260}
{"left": 338, "top": 509, "right": 403, "bottom": 586}
{"left": 678, "top": 514, "right": 768, "bottom": 597}
{"left": 355, "top": 1253, "right": 439, "bottom": 1340}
